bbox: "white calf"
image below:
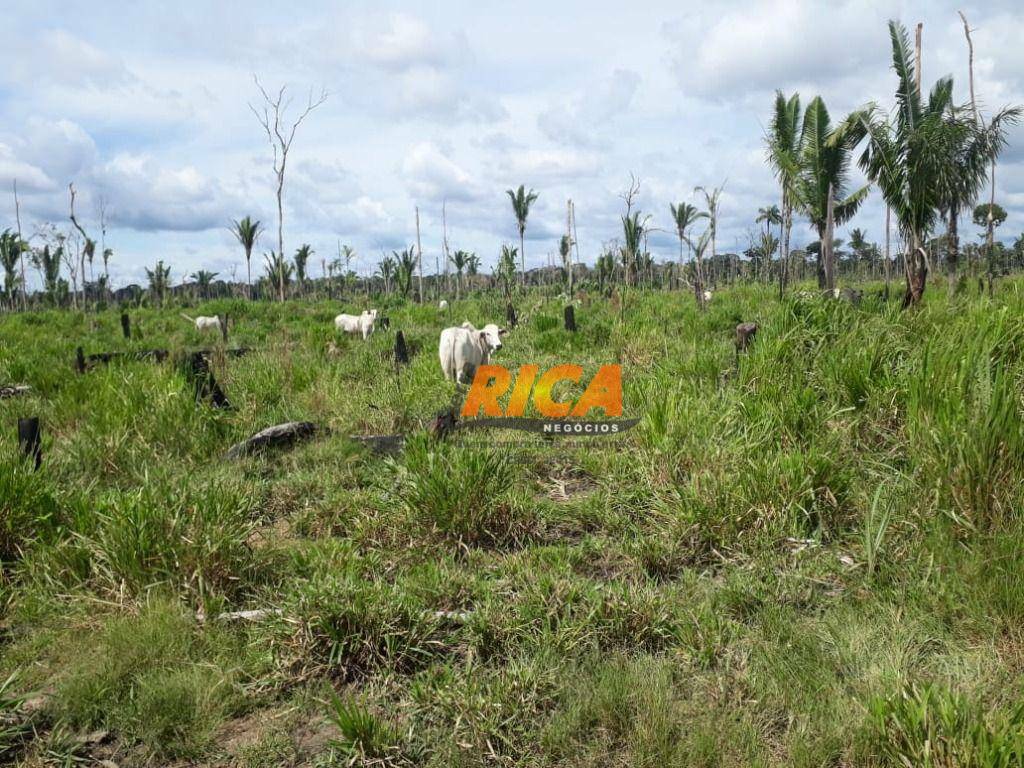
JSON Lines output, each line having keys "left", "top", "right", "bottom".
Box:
{"left": 439, "top": 299, "right": 449, "bottom": 311}
{"left": 438, "top": 322, "right": 505, "bottom": 383}
{"left": 335, "top": 309, "right": 378, "bottom": 341}
{"left": 182, "top": 313, "right": 222, "bottom": 332}
{"left": 702, "top": 290, "right": 713, "bottom": 303}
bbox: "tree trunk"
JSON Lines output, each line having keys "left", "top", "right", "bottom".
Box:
{"left": 519, "top": 230, "right": 526, "bottom": 289}
{"left": 415, "top": 206, "right": 424, "bottom": 303}
{"left": 276, "top": 175, "right": 285, "bottom": 302}
{"left": 903, "top": 231, "right": 928, "bottom": 307}
{"left": 823, "top": 183, "right": 837, "bottom": 292}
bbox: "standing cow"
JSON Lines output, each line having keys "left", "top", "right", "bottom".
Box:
{"left": 438, "top": 322, "right": 506, "bottom": 383}
{"left": 334, "top": 309, "right": 378, "bottom": 340}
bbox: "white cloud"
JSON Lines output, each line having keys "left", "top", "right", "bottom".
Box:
{"left": 402, "top": 142, "right": 478, "bottom": 202}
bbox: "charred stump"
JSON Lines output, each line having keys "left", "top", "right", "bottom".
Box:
{"left": 186, "top": 352, "right": 231, "bottom": 409}
{"left": 18, "top": 417, "right": 41, "bottom": 471}
{"left": 564, "top": 305, "right": 577, "bottom": 332}
{"left": 506, "top": 303, "right": 518, "bottom": 328}
{"left": 395, "top": 331, "right": 409, "bottom": 366}
{"left": 120, "top": 312, "right": 131, "bottom": 340}
{"left": 225, "top": 421, "right": 320, "bottom": 459}
{"left": 735, "top": 322, "right": 759, "bottom": 355}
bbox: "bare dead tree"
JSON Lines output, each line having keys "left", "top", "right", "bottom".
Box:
{"left": 68, "top": 183, "right": 93, "bottom": 307}
{"left": 415, "top": 206, "right": 424, "bottom": 302}
{"left": 620, "top": 173, "right": 640, "bottom": 218}
{"left": 249, "top": 75, "right": 327, "bottom": 302}
{"left": 442, "top": 200, "right": 452, "bottom": 295}
{"left": 13, "top": 180, "right": 25, "bottom": 310}
{"left": 958, "top": 11, "right": 999, "bottom": 296}
{"left": 98, "top": 194, "right": 110, "bottom": 295}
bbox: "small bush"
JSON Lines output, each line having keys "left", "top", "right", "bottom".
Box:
{"left": 55, "top": 600, "right": 241, "bottom": 760}
{"left": 866, "top": 683, "right": 1024, "bottom": 767}
{"left": 328, "top": 695, "right": 407, "bottom": 763}
{"left": 388, "top": 436, "right": 516, "bottom": 545}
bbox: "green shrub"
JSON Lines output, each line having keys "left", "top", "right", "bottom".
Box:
{"left": 867, "top": 683, "right": 1024, "bottom": 767}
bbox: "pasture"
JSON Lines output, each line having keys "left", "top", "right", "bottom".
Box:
{"left": 2, "top": 283, "right": 1024, "bottom": 766}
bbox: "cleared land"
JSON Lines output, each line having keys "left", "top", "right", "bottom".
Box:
{"left": 2, "top": 283, "right": 1024, "bottom": 766}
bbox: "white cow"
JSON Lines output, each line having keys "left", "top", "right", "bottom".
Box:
{"left": 439, "top": 322, "right": 505, "bottom": 383}
{"left": 439, "top": 299, "right": 449, "bottom": 311}
{"left": 335, "top": 309, "right": 378, "bottom": 340}
{"left": 182, "top": 313, "right": 222, "bottom": 332}
{"left": 702, "top": 290, "right": 713, "bottom": 303}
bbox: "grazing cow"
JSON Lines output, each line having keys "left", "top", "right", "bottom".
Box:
{"left": 438, "top": 321, "right": 506, "bottom": 383}
{"left": 439, "top": 299, "right": 449, "bottom": 311}
{"left": 335, "top": 309, "right": 378, "bottom": 340}
{"left": 182, "top": 313, "right": 222, "bottom": 332}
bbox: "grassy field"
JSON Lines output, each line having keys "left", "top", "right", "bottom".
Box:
{"left": 2, "top": 282, "right": 1024, "bottom": 766}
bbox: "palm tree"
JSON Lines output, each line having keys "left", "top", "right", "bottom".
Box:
{"left": 766, "top": 91, "right": 803, "bottom": 298}
{"left": 395, "top": 246, "right": 417, "bottom": 298}
{"left": 621, "top": 211, "right": 646, "bottom": 286}
{"left": 755, "top": 205, "right": 782, "bottom": 283}
{"left": 496, "top": 245, "right": 517, "bottom": 302}
{"left": 669, "top": 203, "right": 705, "bottom": 292}
{"left": 596, "top": 249, "right": 615, "bottom": 296}
{"left": 293, "top": 243, "right": 313, "bottom": 296}
{"left": 848, "top": 227, "right": 869, "bottom": 277}
{"left": 190, "top": 270, "right": 218, "bottom": 300}
{"left": 686, "top": 227, "right": 713, "bottom": 310}
{"left": 32, "top": 245, "right": 62, "bottom": 305}
{"left": 841, "top": 20, "right": 1019, "bottom": 305}
{"left": 506, "top": 185, "right": 538, "bottom": 288}
{"left": 450, "top": 249, "right": 470, "bottom": 300}
{"left": 263, "top": 251, "right": 292, "bottom": 297}
{"left": 694, "top": 184, "right": 724, "bottom": 289}
{"left": 0, "top": 230, "right": 25, "bottom": 310}
{"left": 376, "top": 255, "right": 395, "bottom": 294}
{"left": 231, "top": 216, "right": 262, "bottom": 300}
{"left": 145, "top": 260, "right": 171, "bottom": 307}
{"left": 792, "top": 96, "right": 869, "bottom": 291}
{"left": 466, "top": 252, "right": 481, "bottom": 292}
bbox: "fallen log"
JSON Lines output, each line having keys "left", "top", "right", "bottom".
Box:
{"left": 226, "top": 421, "right": 321, "bottom": 459}
{"left": 0, "top": 385, "right": 31, "bottom": 399}
{"left": 74, "top": 347, "right": 252, "bottom": 369}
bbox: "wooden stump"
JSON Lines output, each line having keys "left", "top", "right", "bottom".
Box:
{"left": 120, "top": 312, "right": 131, "bottom": 340}
{"left": 75, "top": 346, "right": 86, "bottom": 374}
{"left": 506, "top": 303, "right": 518, "bottom": 328}
{"left": 0, "top": 385, "right": 31, "bottom": 399}
{"left": 225, "top": 421, "right": 320, "bottom": 459}
{"left": 187, "top": 352, "right": 231, "bottom": 409}
{"left": 18, "top": 417, "right": 41, "bottom": 470}
{"left": 395, "top": 331, "right": 409, "bottom": 365}
{"left": 219, "top": 313, "right": 229, "bottom": 344}
{"left": 735, "top": 322, "right": 758, "bottom": 353}
{"left": 564, "top": 305, "right": 577, "bottom": 332}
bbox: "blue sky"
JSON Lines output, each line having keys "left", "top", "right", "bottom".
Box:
{"left": 3, "top": 0, "right": 1023, "bottom": 288}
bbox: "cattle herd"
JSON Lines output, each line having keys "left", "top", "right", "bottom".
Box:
{"left": 325, "top": 302, "right": 508, "bottom": 384}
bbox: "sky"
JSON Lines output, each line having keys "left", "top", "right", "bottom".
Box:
{"left": 2, "top": 0, "right": 1024, "bottom": 289}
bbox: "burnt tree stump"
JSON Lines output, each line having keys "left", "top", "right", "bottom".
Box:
{"left": 75, "top": 346, "right": 86, "bottom": 374}
{"left": 18, "top": 417, "right": 42, "bottom": 470}
{"left": 120, "top": 312, "right": 131, "bottom": 339}
{"left": 735, "top": 322, "right": 759, "bottom": 354}
{"left": 395, "top": 331, "right": 409, "bottom": 365}
{"left": 186, "top": 352, "right": 231, "bottom": 409}
{"left": 564, "top": 305, "right": 577, "bottom": 332}
{"left": 506, "top": 303, "right": 518, "bottom": 328}
{"left": 225, "top": 421, "right": 320, "bottom": 459}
